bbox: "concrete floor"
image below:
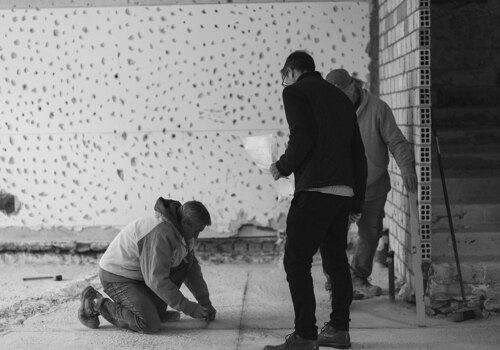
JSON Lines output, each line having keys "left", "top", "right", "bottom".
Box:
{"left": 1, "top": 262, "right": 500, "bottom": 350}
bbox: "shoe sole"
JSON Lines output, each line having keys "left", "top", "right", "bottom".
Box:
{"left": 80, "top": 286, "right": 98, "bottom": 313}
{"left": 353, "top": 288, "right": 382, "bottom": 298}
{"left": 78, "top": 286, "right": 100, "bottom": 329}
{"left": 78, "top": 309, "right": 100, "bottom": 329}
{"left": 318, "top": 342, "right": 351, "bottom": 349}
{"left": 353, "top": 292, "right": 381, "bottom": 298}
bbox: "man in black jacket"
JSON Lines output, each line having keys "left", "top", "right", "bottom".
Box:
{"left": 265, "top": 51, "right": 367, "bottom": 350}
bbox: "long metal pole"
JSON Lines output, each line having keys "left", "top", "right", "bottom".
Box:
{"left": 432, "top": 123, "right": 466, "bottom": 301}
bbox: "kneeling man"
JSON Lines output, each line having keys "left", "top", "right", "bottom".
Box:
{"left": 78, "top": 197, "right": 216, "bottom": 333}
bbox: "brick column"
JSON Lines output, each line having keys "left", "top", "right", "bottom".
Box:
{"left": 378, "top": 0, "right": 431, "bottom": 298}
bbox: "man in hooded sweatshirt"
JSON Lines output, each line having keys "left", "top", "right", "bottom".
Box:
{"left": 77, "top": 197, "right": 216, "bottom": 334}
{"left": 326, "top": 69, "right": 417, "bottom": 298}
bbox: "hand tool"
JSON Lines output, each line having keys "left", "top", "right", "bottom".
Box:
{"left": 22, "top": 274, "right": 63, "bottom": 281}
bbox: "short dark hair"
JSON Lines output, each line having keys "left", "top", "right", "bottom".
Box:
{"left": 281, "top": 51, "right": 315, "bottom": 77}
{"left": 181, "top": 201, "right": 211, "bottom": 226}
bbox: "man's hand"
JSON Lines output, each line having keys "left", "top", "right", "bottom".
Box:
{"left": 190, "top": 304, "right": 209, "bottom": 320}
{"left": 203, "top": 303, "right": 217, "bottom": 321}
{"left": 349, "top": 212, "right": 362, "bottom": 224}
{"left": 403, "top": 173, "right": 418, "bottom": 193}
{"left": 269, "top": 163, "right": 283, "bottom": 180}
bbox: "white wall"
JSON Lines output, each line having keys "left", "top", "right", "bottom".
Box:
{"left": 0, "top": 1, "right": 369, "bottom": 235}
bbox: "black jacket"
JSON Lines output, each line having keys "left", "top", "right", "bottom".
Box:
{"left": 275, "top": 71, "right": 367, "bottom": 213}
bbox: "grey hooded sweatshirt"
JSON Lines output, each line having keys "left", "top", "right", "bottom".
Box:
{"left": 356, "top": 88, "right": 416, "bottom": 201}
{"left": 99, "top": 197, "right": 210, "bottom": 316}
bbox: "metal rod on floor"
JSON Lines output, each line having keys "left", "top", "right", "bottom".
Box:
{"left": 432, "top": 123, "right": 466, "bottom": 302}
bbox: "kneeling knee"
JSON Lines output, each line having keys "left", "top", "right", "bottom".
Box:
{"left": 136, "top": 318, "right": 160, "bottom": 334}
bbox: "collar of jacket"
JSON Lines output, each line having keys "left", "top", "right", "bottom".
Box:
{"left": 296, "top": 71, "right": 322, "bottom": 82}
{"left": 356, "top": 87, "right": 370, "bottom": 115}
{"left": 153, "top": 197, "right": 184, "bottom": 234}
{"left": 153, "top": 198, "right": 195, "bottom": 248}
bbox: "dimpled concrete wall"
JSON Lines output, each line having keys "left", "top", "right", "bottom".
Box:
{"left": 0, "top": 1, "right": 369, "bottom": 235}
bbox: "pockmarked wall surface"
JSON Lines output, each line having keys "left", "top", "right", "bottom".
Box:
{"left": 0, "top": 1, "right": 369, "bottom": 235}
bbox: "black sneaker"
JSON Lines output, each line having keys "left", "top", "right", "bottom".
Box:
{"left": 263, "top": 332, "right": 319, "bottom": 350}
{"left": 318, "top": 323, "right": 351, "bottom": 349}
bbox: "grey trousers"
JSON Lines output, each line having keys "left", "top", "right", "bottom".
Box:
{"left": 350, "top": 194, "right": 387, "bottom": 280}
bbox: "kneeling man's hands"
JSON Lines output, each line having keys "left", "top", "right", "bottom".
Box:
{"left": 203, "top": 303, "right": 217, "bottom": 321}
{"left": 191, "top": 304, "right": 208, "bottom": 320}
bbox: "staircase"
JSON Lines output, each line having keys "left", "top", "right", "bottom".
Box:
{"left": 431, "top": 104, "right": 500, "bottom": 250}
{"left": 429, "top": 115, "right": 500, "bottom": 310}
{"left": 427, "top": 0, "right": 500, "bottom": 312}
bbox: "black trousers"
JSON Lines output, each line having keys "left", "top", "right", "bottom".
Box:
{"left": 284, "top": 191, "right": 353, "bottom": 340}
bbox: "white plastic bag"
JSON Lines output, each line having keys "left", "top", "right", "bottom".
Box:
{"left": 241, "top": 134, "right": 278, "bottom": 171}
{"left": 242, "top": 134, "right": 294, "bottom": 199}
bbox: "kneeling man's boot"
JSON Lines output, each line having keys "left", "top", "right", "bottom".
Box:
{"left": 78, "top": 286, "right": 101, "bottom": 329}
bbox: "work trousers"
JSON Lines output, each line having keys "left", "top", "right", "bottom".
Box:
{"left": 350, "top": 194, "right": 387, "bottom": 279}
{"left": 97, "top": 261, "right": 191, "bottom": 334}
{"left": 284, "top": 191, "right": 353, "bottom": 340}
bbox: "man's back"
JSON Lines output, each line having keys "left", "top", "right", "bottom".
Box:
{"left": 356, "top": 88, "right": 415, "bottom": 199}
{"left": 265, "top": 51, "right": 367, "bottom": 350}
{"left": 277, "top": 71, "right": 366, "bottom": 208}
{"left": 293, "top": 71, "right": 357, "bottom": 154}
{"left": 99, "top": 215, "right": 165, "bottom": 280}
